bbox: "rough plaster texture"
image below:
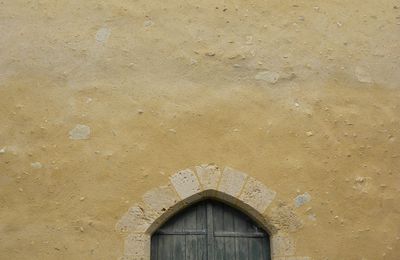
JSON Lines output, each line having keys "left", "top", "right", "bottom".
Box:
{"left": 0, "top": 0, "right": 400, "bottom": 259}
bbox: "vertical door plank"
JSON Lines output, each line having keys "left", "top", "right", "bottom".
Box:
{"left": 197, "top": 203, "right": 207, "bottom": 260}
{"left": 214, "top": 237, "right": 225, "bottom": 260}
{"left": 172, "top": 210, "right": 185, "bottom": 260}
{"left": 223, "top": 207, "right": 235, "bottom": 259}
{"left": 207, "top": 202, "right": 215, "bottom": 260}
{"left": 223, "top": 205, "right": 235, "bottom": 232}
{"left": 212, "top": 201, "right": 224, "bottom": 232}
{"left": 236, "top": 237, "right": 249, "bottom": 260}
{"left": 197, "top": 202, "right": 207, "bottom": 230}
{"left": 173, "top": 235, "right": 186, "bottom": 260}
{"left": 233, "top": 205, "right": 249, "bottom": 260}
{"left": 224, "top": 237, "right": 235, "bottom": 260}
{"left": 157, "top": 235, "right": 172, "bottom": 259}
{"left": 212, "top": 201, "right": 224, "bottom": 259}
{"left": 150, "top": 235, "right": 158, "bottom": 260}
{"left": 184, "top": 202, "right": 198, "bottom": 230}
{"left": 248, "top": 238, "right": 263, "bottom": 260}
{"left": 263, "top": 237, "right": 271, "bottom": 260}
{"left": 198, "top": 235, "right": 207, "bottom": 260}
{"left": 186, "top": 235, "right": 196, "bottom": 260}
{"left": 184, "top": 203, "right": 198, "bottom": 260}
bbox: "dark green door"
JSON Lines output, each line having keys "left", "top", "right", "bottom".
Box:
{"left": 151, "top": 200, "right": 271, "bottom": 260}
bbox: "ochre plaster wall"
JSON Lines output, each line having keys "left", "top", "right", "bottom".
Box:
{"left": 0, "top": 1, "right": 399, "bottom": 259}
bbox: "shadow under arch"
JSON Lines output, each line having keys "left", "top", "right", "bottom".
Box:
{"left": 145, "top": 189, "right": 278, "bottom": 236}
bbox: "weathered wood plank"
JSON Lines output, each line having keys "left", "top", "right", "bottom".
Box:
{"left": 206, "top": 202, "right": 215, "bottom": 259}
{"left": 197, "top": 203, "right": 207, "bottom": 260}
{"left": 249, "top": 238, "right": 263, "bottom": 260}
{"left": 236, "top": 237, "right": 249, "bottom": 260}
{"left": 214, "top": 237, "right": 225, "bottom": 260}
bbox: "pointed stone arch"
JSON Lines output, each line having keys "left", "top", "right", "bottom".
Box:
{"left": 116, "top": 164, "right": 310, "bottom": 260}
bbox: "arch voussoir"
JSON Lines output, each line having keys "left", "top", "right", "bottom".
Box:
{"left": 240, "top": 176, "right": 277, "bottom": 214}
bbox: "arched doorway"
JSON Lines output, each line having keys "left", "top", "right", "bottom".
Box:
{"left": 151, "top": 200, "right": 271, "bottom": 260}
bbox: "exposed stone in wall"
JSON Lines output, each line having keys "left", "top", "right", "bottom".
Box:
{"left": 30, "top": 162, "right": 43, "bottom": 169}
{"left": 255, "top": 70, "right": 280, "bottom": 84}
{"left": 355, "top": 66, "right": 373, "bottom": 84}
{"left": 294, "top": 192, "right": 312, "bottom": 208}
{"left": 95, "top": 27, "right": 111, "bottom": 44}
{"left": 68, "top": 124, "right": 91, "bottom": 140}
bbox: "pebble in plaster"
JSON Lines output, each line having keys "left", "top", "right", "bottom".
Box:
{"left": 308, "top": 213, "right": 317, "bottom": 221}
{"left": 142, "top": 184, "right": 180, "bottom": 216}
{"left": 69, "top": 124, "right": 90, "bottom": 140}
{"left": 355, "top": 66, "right": 373, "bottom": 83}
{"left": 255, "top": 70, "right": 280, "bottom": 84}
{"left": 240, "top": 176, "right": 276, "bottom": 213}
{"left": 143, "top": 20, "right": 154, "bottom": 27}
{"left": 95, "top": 27, "right": 111, "bottom": 43}
{"left": 169, "top": 169, "right": 201, "bottom": 200}
{"left": 353, "top": 176, "right": 370, "bottom": 193}
{"left": 0, "top": 147, "right": 5, "bottom": 154}
{"left": 30, "top": 162, "right": 43, "bottom": 169}
{"left": 195, "top": 164, "right": 221, "bottom": 190}
{"left": 218, "top": 167, "right": 248, "bottom": 197}
{"left": 294, "top": 192, "right": 311, "bottom": 208}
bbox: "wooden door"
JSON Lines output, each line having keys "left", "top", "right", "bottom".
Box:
{"left": 151, "top": 200, "right": 271, "bottom": 260}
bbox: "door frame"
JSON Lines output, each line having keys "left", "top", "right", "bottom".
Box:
{"left": 116, "top": 165, "right": 311, "bottom": 260}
